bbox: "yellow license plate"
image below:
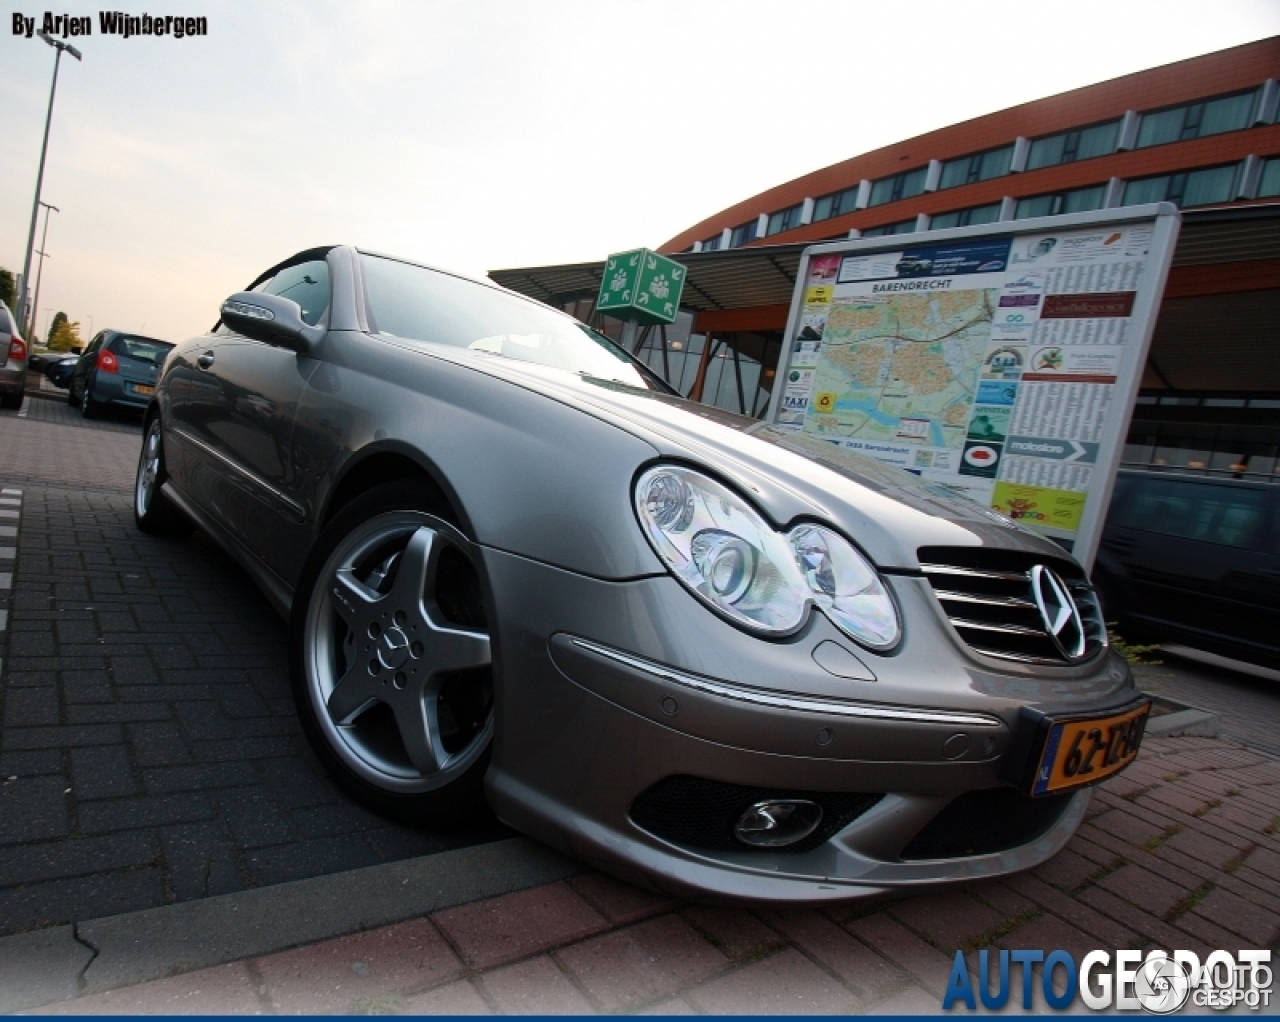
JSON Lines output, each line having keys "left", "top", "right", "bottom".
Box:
{"left": 132, "top": 384, "right": 155, "bottom": 396}
{"left": 1032, "top": 703, "right": 1150, "bottom": 796}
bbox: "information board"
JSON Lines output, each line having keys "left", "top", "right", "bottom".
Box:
{"left": 767, "top": 204, "right": 1181, "bottom": 571}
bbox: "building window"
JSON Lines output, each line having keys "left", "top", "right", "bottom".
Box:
{"left": 811, "top": 185, "right": 860, "bottom": 222}
{"left": 1014, "top": 184, "right": 1107, "bottom": 219}
{"left": 938, "top": 145, "right": 1015, "bottom": 190}
{"left": 867, "top": 167, "right": 928, "bottom": 207}
{"left": 1258, "top": 157, "right": 1280, "bottom": 198}
{"left": 1026, "top": 120, "right": 1121, "bottom": 171}
{"left": 766, "top": 203, "right": 804, "bottom": 236}
{"left": 930, "top": 203, "right": 1003, "bottom": 230}
{"left": 1123, "top": 164, "right": 1238, "bottom": 207}
{"left": 1136, "top": 88, "right": 1260, "bottom": 148}
{"left": 861, "top": 219, "right": 917, "bottom": 237}
{"left": 729, "top": 219, "right": 759, "bottom": 248}
{"left": 701, "top": 234, "right": 722, "bottom": 252}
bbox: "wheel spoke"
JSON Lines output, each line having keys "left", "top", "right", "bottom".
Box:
{"left": 329, "top": 568, "right": 380, "bottom": 632}
{"left": 393, "top": 690, "right": 448, "bottom": 775}
{"left": 326, "top": 660, "right": 381, "bottom": 726}
{"left": 387, "top": 526, "right": 439, "bottom": 611}
{"left": 425, "top": 625, "right": 491, "bottom": 675}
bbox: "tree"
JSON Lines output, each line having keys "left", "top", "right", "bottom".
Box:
{"left": 46, "top": 311, "right": 67, "bottom": 347}
{"left": 0, "top": 268, "right": 14, "bottom": 310}
{"left": 48, "top": 319, "right": 81, "bottom": 353}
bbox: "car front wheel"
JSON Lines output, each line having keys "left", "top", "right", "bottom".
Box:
{"left": 290, "top": 482, "right": 494, "bottom": 822}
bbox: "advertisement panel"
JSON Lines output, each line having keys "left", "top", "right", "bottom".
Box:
{"left": 768, "top": 205, "right": 1181, "bottom": 570}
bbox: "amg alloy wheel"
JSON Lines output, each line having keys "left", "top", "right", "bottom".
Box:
{"left": 134, "top": 418, "right": 191, "bottom": 536}
{"left": 291, "top": 483, "right": 493, "bottom": 820}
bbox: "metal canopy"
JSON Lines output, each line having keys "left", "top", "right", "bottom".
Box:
{"left": 489, "top": 205, "right": 1280, "bottom": 315}
{"left": 490, "top": 243, "right": 806, "bottom": 313}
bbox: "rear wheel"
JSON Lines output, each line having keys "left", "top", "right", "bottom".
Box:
{"left": 0, "top": 391, "right": 22, "bottom": 410}
{"left": 81, "top": 386, "right": 100, "bottom": 418}
{"left": 290, "top": 481, "right": 493, "bottom": 822}
{"left": 134, "top": 417, "right": 192, "bottom": 536}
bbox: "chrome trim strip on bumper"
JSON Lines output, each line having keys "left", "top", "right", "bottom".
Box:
{"left": 569, "top": 636, "right": 1002, "bottom": 728}
{"left": 170, "top": 426, "right": 306, "bottom": 520}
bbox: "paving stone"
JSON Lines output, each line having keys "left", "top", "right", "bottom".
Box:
{"left": 1095, "top": 864, "right": 1188, "bottom": 918}
{"left": 846, "top": 911, "right": 955, "bottom": 998}
{"left": 680, "top": 906, "right": 785, "bottom": 963}
{"left": 77, "top": 792, "right": 216, "bottom": 834}
{"left": 435, "top": 881, "right": 610, "bottom": 970}
{"left": 479, "top": 954, "right": 596, "bottom": 1014}
{"left": 2, "top": 723, "right": 122, "bottom": 749}
{"left": 3, "top": 686, "right": 60, "bottom": 726}
{"left": 256, "top": 919, "right": 464, "bottom": 1014}
{"left": 400, "top": 979, "right": 492, "bottom": 1015}
{"left": 890, "top": 889, "right": 1007, "bottom": 951}
{"left": 69, "top": 745, "right": 138, "bottom": 799}
{"left": 242, "top": 833, "right": 383, "bottom": 887}
{"left": 0, "top": 866, "right": 166, "bottom": 935}
{"left": 686, "top": 948, "right": 862, "bottom": 1015}
{"left": 0, "top": 831, "right": 158, "bottom": 887}
{"left": 0, "top": 776, "right": 70, "bottom": 843}
{"left": 1188, "top": 887, "right": 1280, "bottom": 946}
{"left": 555, "top": 914, "right": 728, "bottom": 1013}
{"left": 761, "top": 907, "right": 906, "bottom": 1002}
{"left": 141, "top": 761, "right": 258, "bottom": 795}
{"left": 215, "top": 787, "right": 295, "bottom": 848}
{"left": 125, "top": 722, "right": 191, "bottom": 766}
{"left": 159, "top": 822, "right": 246, "bottom": 902}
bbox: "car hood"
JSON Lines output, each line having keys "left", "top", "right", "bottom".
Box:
{"left": 417, "top": 344, "right": 1076, "bottom": 571}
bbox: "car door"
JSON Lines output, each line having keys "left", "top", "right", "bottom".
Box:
{"left": 190, "top": 258, "right": 329, "bottom": 579}
{"left": 72, "top": 332, "right": 105, "bottom": 402}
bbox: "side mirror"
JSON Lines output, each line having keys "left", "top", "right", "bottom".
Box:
{"left": 220, "top": 292, "right": 324, "bottom": 354}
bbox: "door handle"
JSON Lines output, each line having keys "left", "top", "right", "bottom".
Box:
{"left": 197, "top": 351, "right": 215, "bottom": 370}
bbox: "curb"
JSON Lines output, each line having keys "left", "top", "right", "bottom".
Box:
{"left": 1143, "top": 692, "right": 1222, "bottom": 739}
{"left": 0, "top": 836, "right": 583, "bottom": 1014}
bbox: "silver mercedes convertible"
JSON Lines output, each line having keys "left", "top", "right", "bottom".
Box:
{"left": 135, "top": 245, "right": 1148, "bottom": 902}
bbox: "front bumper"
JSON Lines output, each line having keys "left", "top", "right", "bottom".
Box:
{"left": 480, "top": 545, "right": 1140, "bottom": 903}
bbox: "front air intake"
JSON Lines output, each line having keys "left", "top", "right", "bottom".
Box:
{"left": 918, "top": 547, "right": 1107, "bottom": 666}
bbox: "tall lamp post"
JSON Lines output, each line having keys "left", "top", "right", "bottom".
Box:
{"left": 17, "top": 30, "right": 81, "bottom": 338}
{"left": 29, "top": 202, "right": 59, "bottom": 345}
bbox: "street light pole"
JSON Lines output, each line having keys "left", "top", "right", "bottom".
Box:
{"left": 29, "top": 202, "right": 59, "bottom": 345}
{"left": 17, "top": 31, "right": 81, "bottom": 338}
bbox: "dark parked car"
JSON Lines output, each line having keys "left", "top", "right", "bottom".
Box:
{"left": 45, "top": 354, "right": 80, "bottom": 389}
{"left": 69, "top": 330, "right": 173, "bottom": 418}
{"left": 0, "top": 300, "right": 28, "bottom": 410}
{"left": 1096, "top": 470, "right": 1280, "bottom": 670}
{"left": 133, "top": 245, "right": 1148, "bottom": 903}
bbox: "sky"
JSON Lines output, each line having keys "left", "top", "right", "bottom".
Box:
{"left": 1, "top": 1, "right": 1278, "bottom": 343}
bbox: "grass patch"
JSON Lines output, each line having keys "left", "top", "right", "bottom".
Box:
{"left": 1108, "top": 626, "right": 1162, "bottom": 665}
{"left": 1223, "top": 845, "right": 1256, "bottom": 874}
{"left": 1192, "top": 798, "right": 1222, "bottom": 818}
{"left": 1265, "top": 816, "right": 1279, "bottom": 835}
{"left": 353, "top": 993, "right": 406, "bottom": 1016}
{"left": 1165, "top": 882, "right": 1213, "bottom": 923}
{"left": 1163, "top": 771, "right": 1190, "bottom": 783}
{"left": 1144, "top": 824, "right": 1183, "bottom": 851}
{"left": 1122, "top": 784, "right": 1157, "bottom": 803}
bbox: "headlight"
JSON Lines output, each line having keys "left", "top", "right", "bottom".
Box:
{"left": 634, "top": 465, "right": 900, "bottom": 650}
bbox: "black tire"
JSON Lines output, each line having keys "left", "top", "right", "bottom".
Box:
{"left": 289, "top": 480, "right": 493, "bottom": 823}
{"left": 81, "top": 386, "right": 100, "bottom": 419}
{"left": 67, "top": 384, "right": 79, "bottom": 407}
{"left": 134, "top": 417, "right": 193, "bottom": 536}
{"left": 0, "top": 391, "right": 22, "bottom": 410}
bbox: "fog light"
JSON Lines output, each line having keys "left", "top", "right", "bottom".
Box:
{"left": 733, "top": 799, "right": 823, "bottom": 848}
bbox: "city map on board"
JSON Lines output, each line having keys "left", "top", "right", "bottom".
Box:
{"left": 803, "top": 289, "right": 996, "bottom": 448}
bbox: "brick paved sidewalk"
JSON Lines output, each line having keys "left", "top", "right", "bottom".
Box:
{"left": 29, "top": 734, "right": 1280, "bottom": 1015}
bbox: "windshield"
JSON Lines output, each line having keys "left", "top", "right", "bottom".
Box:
{"left": 360, "top": 254, "right": 666, "bottom": 391}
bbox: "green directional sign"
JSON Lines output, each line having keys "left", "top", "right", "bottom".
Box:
{"left": 596, "top": 248, "right": 686, "bottom": 325}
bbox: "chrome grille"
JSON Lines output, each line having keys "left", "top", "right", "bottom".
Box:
{"left": 918, "top": 547, "right": 1107, "bottom": 665}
